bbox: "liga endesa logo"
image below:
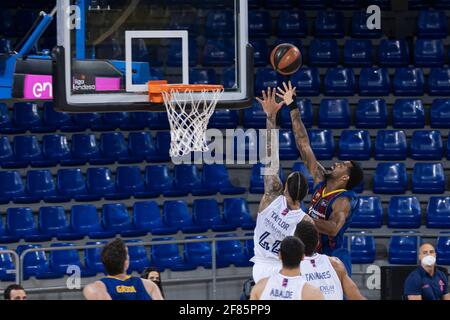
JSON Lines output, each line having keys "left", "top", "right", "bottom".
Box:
{"left": 23, "top": 74, "right": 53, "bottom": 99}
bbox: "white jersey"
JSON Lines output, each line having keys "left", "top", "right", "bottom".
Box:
{"left": 260, "top": 272, "right": 306, "bottom": 300}
{"left": 251, "top": 195, "right": 306, "bottom": 264}
{"left": 300, "top": 253, "right": 344, "bottom": 300}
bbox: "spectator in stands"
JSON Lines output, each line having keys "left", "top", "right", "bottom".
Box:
{"left": 404, "top": 243, "right": 450, "bottom": 300}
{"left": 4, "top": 284, "right": 27, "bottom": 300}
{"left": 141, "top": 267, "right": 165, "bottom": 298}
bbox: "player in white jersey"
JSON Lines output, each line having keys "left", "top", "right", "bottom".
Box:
{"left": 251, "top": 236, "right": 323, "bottom": 300}
{"left": 251, "top": 87, "right": 312, "bottom": 283}
{"left": 294, "top": 220, "right": 367, "bottom": 300}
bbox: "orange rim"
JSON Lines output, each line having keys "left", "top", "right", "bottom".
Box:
{"left": 148, "top": 81, "right": 223, "bottom": 103}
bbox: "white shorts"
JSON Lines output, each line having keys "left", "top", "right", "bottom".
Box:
{"left": 252, "top": 260, "right": 282, "bottom": 283}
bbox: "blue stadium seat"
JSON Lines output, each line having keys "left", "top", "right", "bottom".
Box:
{"left": 436, "top": 233, "right": 450, "bottom": 265}
{"left": 355, "top": 99, "right": 388, "bottom": 128}
{"left": 22, "top": 170, "right": 58, "bottom": 203}
{"left": 428, "top": 68, "right": 450, "bottom": 96}
{"left": 44, "top": 242, "right": 84, "bottom": 278}
{"left": 221, "top": 67, "right": 236, "bottom": 89}
{"left": 431, "top": 99, "right": 450, "bottom": 128}
{"left": 17, "top": 244, "right": 49, "bottom": 279}
{"left": 0, "top": 171, "right": 25, "bottom": 203}
{"left": 12, "top": 102, "right": 43, "bottom": 132}
{"left": 70, "top": 134, "right": 101, "bottom": 164}
{"left": 394, "top": 68, "right": 424, "bottom": 96}
{"left": 378, "top": 39, "right": 409, "bottom": 67}
{"left": 100, "top": 132, "right": 130, "bottom": 163}
{"left": 151, "top": 237, "right": 192, "bottom": 271}
{"left": 163, "top": 200, "right": 206, "bottom": 233}
{"left": 144, "top": 112, "right": 170, "bottom": 131}
{"left": 189, "top": 68, "right": 217, "bottom": 84}
{"left": 56, "top": 168, "right": 99, "bottom": 202}
{"left": 133, "top": 201, "right": 177, "bottom": 235}
{"left": 279, "top": 130, "right": 300, "bottom": 160}
{"left": 38, "top": 206, "right": 78, "bottom": 240}
{"left": 167, "top": 10, "right": 199, "bottom": 36}
{"left": 42, "top": 102, "right": 77, "bottom": 132}
{"left": 184, "top": 235, "right": 212, "bottom": 269}
{"left": 351, "top": 196, "right": 383, "bottom": 228}
{"left": 6, "top": 207, "right": 48, "bottom": 241}
{"left": 223, "top": 198, "right": 256, "bottom": 230}
{"left": 315, "top": 11, "right": 344, "bottom": 38}
{"left": 13, "top": 135, "right": 45, "bottom": 167}
{"left": 249, "top": 163, "right": 285, "bottom": 194}
{"left": 116, "top": 166, "right": 155, "bottom": 198}
{"left": 144, "top": 165, "right": 179, "bottom": 197}
{"left": 42, "top": 134, "right": 72, "bottom": 165}
{"left": 412, "top": 163, "right": 445, "bottom": 194}
{"left": 86, "top": 167, "right": 127, "bottom": 200}
{"left": 414, "top": 39, "right": 445, "bottom": 67}
{"left": 124, "top": 240, "right": 150, "bottom": 273}
{"left": 192, "top": 199, "right": 231, "bottom": 232}
{"left": 102, "top": 203, "right": 145, "bottom": 237}
{"left": 292, "top": 162, "right": 314, "bottom": 192}
{"left": 352, "top": 11, "right": 382, "bottom": 38}
{"left": 308, "top": 129, "right": 335, "bottom": 160}
{"left": 417, "top": 10, "right": 448, "bottom": 38}
{"left": 202, "top": 164, "right": 245, "bottom": 195}
{"left": 203, "top": 39, "right": 234, "bottom": 66}
{"left": 205, "top": 10, "right": 234, "bottom": 38}
{"left": 244, "top": 234, "right": 255, "bottom": 262}
{"left": 208, "top": 109, "right": 239, "bottom": 129}
{"left": 277, "top": 10, "right": 307, "bottom": 38}
{"left": 249, "top": 10, "right": 272, "bottom": 38}
{"left": 72, "top": 113, "right": 102, "bottom": 130}
{"left": 70, "top": 204, "right": 115, "bottom": 239}
{"left": 374, "top": 130, "right": 407, "bottom": 160}
{"left": 250, "top": 39, "right": 269, "bottom": 66}
{"left": 232, "top": 130, "right": 259, "bottom": 162}
{"left": 100, "top": 112, "right": 131, "bottom": 131}
{"left": 389, "top": 233, "right": 419, "bottom": 265}
{"left": 410, "top": 130, "right": 443, "bottom": 160}
{"left": 171, "top": 165, "right": 211, "bottom": 197}
{"left": 318, "top": 99, "right": 350, "bottom": 128}
{"left": 280, "top": 98, "right": 313, "bottom": 129}
{"left": 128, "top": 132, "right": 159, "bottom": 163}
{"left": 343, "top": 39, "right": 373, "bottom": 67}
{"left": 324, "top": 68, "right": 356, "bottom": 96}
{"left": 373, "top": 163, "right": 408, "bottom": 194}
{"left": 167, "top": 39, "right": 198, "bottom": 67}
{"left": 216, "top": 234, "right": 249, "bottom": 267}
{"left": 427, "top": 197, "right": 450, "bottom": 228}
{"left": 84, "top": 241, "right": 107, "bottom": 274}
{"left": 0, "top": 136, "right": 14, "bottom": 166}
{"left": 392, "top": 99, "right": 425, "bottom": 128}
{"left": 308, "top": 39, "right": 339, "bottom": 66}
{"left": 255, "top": 68, "right": 278, "bottom": 94}
{"left": 388, "top": 196, "right": 421, "bottom": 228}
{"left": 244, "top": 100, "right": 266, "bottom": 129}
{"left": 0, "top": 103, "right": 17, "bottom": 134}
{"left": 338, "top": 130, "right": 371, "bottom": 160}
{"left": 0, "top": 245, "right": 15, "bottom": 281}
{"left": 349, "top": 234, "right": 376, "bottom": 264}
{"left": 128, "top": 112, "right": 151, "bottom": 130}
{"left": 359, "top": 67, "right": 390, "bottom": 96}
{"left": 290, "top": 68, "right": 321, "bottom": 96}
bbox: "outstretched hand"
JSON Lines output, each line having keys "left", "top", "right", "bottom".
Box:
{"left": 256, "top": 87, "right": 284, "bottom": 118}
{"left": 276, "top": 81, "right": 297, "bottom": 105}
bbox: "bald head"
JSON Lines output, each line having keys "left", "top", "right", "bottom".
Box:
{"left": 419, "top": 243, "right": 436, "bottom": 262}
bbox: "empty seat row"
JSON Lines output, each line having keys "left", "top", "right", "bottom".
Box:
{"left": 255, "top": 67, "right": 450, "bottom": 97}
{"left": 0, "top": 198, "right": 255, "bottom": 243}
{"left": 0, "top": 164, "right": 244, "bottom": 203}
{"left": 0, "top": 132, "right": 172, "bottom": 167}
{"left": 352, "top": 196, "right": 450, "bottom": 229}
{"left": 0, "top": 103, "right": 170, "bottom": 134}
{"left": 374, "top": 163, "right": 446, "bottom": 194}
{"left": 0, "top": 234, "right": 254, "bottom": 280}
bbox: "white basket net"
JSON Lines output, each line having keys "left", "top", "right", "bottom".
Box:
{"left": 162, "top": 88, "right": 224, "bottom": 158}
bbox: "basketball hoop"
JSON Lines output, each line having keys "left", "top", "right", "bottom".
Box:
{"left": 148, "top": 82, "right": 224, "bottom": 158}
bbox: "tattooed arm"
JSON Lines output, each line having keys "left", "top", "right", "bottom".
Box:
{"left": 255, "top": 87, "right": 284, "bottom": 215}
{"left": 277, "top": 81, "right": 327, "bottom": 186}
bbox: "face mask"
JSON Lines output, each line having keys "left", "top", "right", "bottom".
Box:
{"left": 421, "top": 255, "right": 436, "bottom": 267}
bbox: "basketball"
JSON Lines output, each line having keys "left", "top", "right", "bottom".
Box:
{"left": 270, "top": 43, "right": 302, "bottom": 76}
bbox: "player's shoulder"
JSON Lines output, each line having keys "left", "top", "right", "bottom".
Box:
{"left": 328, "top": 256, "right": 346, "bottom": 275}
{"left": 83, "top": 280, "right": 109, "bottom": 300}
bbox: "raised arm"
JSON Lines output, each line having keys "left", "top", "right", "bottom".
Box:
{"left": 313, "top": 197, "right": 351, "bottom": 237}
{"left": 329, "top": 257, "right": 367, "bottom": 300}
{"left": 277, "top": 81, "right": 327, "bottom": 186}
{"left": 256, "top": 87, "right": 284, "bottom": 214}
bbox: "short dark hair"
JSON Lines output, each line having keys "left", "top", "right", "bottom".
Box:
{"left": 294, "top": 220, "right": 319, "bottom": 256}
{"left": 279, "top": 236, "right": 305, "bottom": 269}
{"left": 346, "top": 161, "right": 364, "bottom": 190}
{"left": 285, "top": 172, "right": 309, "bottom": 202}
{"left": 4, "top": 284, "right": 25, "bottom": 300}
{"left": 101, "top": 238, "right": 128, "bottom": 276}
